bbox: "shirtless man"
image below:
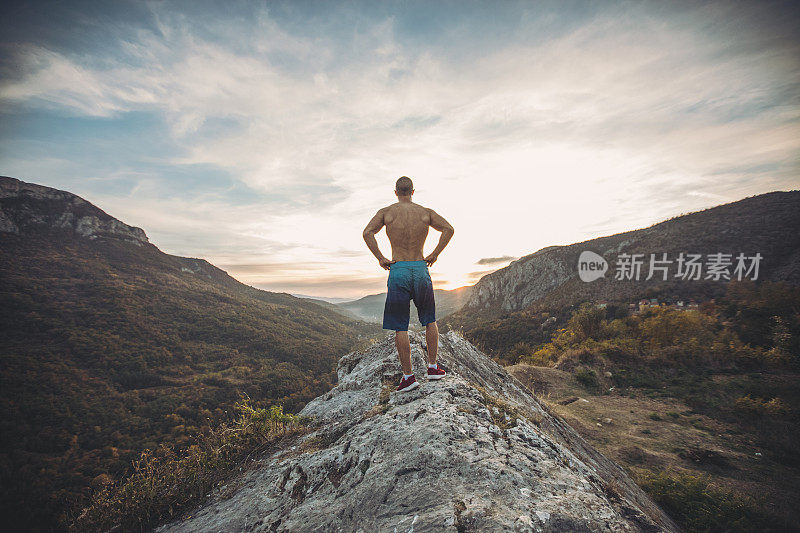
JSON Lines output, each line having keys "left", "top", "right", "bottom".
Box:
{"left": 362, "top": 176, "right": 455, "bottom": 392}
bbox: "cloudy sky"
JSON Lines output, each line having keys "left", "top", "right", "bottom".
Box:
{"left": 1, "top": 0, "right": 798, "bottom": 298}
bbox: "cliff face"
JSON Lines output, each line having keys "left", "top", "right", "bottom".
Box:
{"left": 159, "top": 332, "right": 679, "bottom": 532}
{"left": 0, "top": 176, "right": 149, "bottom": 245}
{"left": 466, "top": 245, "right": 578, "bottom": 313}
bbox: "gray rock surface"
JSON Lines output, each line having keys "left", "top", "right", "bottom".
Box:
{"left": 158, "top": 332, "right": 679, "bottom": 532}
{"left": 0, "top": 176, "right": 149, "bottom": 245}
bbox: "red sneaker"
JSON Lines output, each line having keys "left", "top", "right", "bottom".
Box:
{"left": 427, "top": 364, "right": 446, "bottom": 380}
{"left": 397, "top": 374, "right": 419, "bottom": 392}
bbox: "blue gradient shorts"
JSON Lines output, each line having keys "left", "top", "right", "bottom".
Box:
{"left": 382, "top": 260, "right": 436, "bottom": 331}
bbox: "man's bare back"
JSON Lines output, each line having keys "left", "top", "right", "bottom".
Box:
{"left": 363, "top": 189, "right": 454, "bottom": 269}
{"left": 383, "top": 202, "right": 430, "bottom": 261}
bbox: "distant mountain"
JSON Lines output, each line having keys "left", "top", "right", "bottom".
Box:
{"left": 292, "top": 294, "right": 355, "bottom": 304}
{"left": 297, "top": 295, "right": 361, "bottom": 320}
{"left": 453, "top": 190, "right": 800, "bottom": 321}
{"left": 0, "top": 176, "right": 382, "bottom": 531}
{"left": 338, "top": 285, "right": 472, "bottom": 324}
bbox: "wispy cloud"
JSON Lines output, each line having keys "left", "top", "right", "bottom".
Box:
{"left": 467, "top": 269, "right": 500, "bottom": 284}
{"left": 476, "top": 256, "right": 518, "bottom": 266}
{"left": 1, "top": 0, "right": 798, "bottom": 297}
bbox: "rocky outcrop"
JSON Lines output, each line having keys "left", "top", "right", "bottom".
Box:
{"left": 0, "top": 176, "right": 149, "bottom": 245}
{"left": 465, "top": 246, "right": 579, "bottom": 312}
{"left": 158, "top": 331, "right": 679, "bottom": 532}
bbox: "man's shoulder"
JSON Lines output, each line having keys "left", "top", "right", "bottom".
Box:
{"left": 415, "top": 203, "right": 434, "bottom": 216}
{"left": 382, "top": 202, "right": 425, "bottom": 210}
{"left": 382, "top": 202, "right": 431, "bottom": 214}
{"left": 405, "top": 202, "right": 430, "bottom": 212}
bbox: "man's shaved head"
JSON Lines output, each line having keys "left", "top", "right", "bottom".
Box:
{"left": 395, "top": 176, "right": 414, "bottom": 196}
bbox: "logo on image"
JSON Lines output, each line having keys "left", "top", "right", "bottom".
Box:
{"left": 578, "top": 251, "right": 608, "bottom": 282}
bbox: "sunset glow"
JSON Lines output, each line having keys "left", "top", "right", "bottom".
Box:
{"left": 2, "top": 1, "right": 798, "bottom": 298}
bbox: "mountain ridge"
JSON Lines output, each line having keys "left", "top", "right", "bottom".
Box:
{"left": 0, "top": 175, "right": 150, "bottom": 245}
{"left": 454, "top": 190, "right": 800, "bottom": 321}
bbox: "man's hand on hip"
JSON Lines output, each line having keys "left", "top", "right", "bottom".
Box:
{"left": 379, "top": 257, "right": 396, "bottom": 270}
{"left": 424, "top": 253, "right": 438, "bottom": 267}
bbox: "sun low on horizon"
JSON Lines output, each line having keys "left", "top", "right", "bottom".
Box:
{"left": 1, "top": 0, "right": 798, "bottom": 299}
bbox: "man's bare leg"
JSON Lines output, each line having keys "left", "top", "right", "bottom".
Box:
{"left": 426, "top": 321, "right": 439, "bottom": 365}
{"left": 395, "top": 331, "right": 413, "bottom": 375}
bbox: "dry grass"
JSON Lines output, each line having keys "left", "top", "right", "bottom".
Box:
{"left": 71, "top": 397, "right": 306, "bottom": 532}
{"left": 475, "top": 386, "right": 542, "bottom": 431}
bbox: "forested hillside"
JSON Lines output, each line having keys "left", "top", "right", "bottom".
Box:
{"left": 0, "top": 177, "right": 382, "bottom": 531}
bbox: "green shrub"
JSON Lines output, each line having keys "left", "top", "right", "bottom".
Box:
{"left": 567, "top": 303, "right": 608, "bottom": 342}
{"left": 734, "top": 395, "right": 790, "bottom": 417}
{"left": 575, "top": 367, "right": 598, "bottom": 389}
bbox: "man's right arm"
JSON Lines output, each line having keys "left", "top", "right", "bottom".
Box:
{"left": 363, "top": 208, "right": 395, "bottom": 270}
{"left": 425, "top": 209, "right": 455, "bottom": 266}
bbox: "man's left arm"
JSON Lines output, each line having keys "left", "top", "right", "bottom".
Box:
{"left": 363, "top": 209, "right": 395, "bottom": 270}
